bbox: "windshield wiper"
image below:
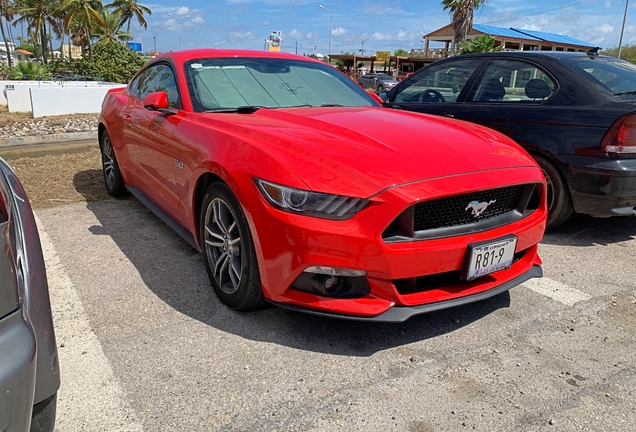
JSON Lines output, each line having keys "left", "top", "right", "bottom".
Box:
{"left": 320, "top": 104, "right": 344, "bottom": 107}
{"left": 614, "top": 90, "right": 636, "bottom": 96}
{"left": 204, "top": 106, "right": 262, "bottom": 114}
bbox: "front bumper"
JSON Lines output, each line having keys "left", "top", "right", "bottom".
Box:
{"left": 244, "top": 166, "right": 546, "bottom": 321}
{"left": 0, "top": 309, "right": 37, "bottom": 432}
{"left": 558, "top": 155, "right": 636, "bottom": 216}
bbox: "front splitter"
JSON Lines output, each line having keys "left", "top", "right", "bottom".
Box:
{"left": 267, "top": 265, "right": 543, "bottom": 323}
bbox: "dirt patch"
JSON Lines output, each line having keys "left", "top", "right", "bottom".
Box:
{"left": 6, "top": 147, "right": 112, "bottom": 208}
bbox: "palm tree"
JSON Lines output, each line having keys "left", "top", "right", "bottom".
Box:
{"left": 58, "top": 0, "right": 105, "bottom": 60}
{"left": 106, "top": 0, "right": 151, "bottom": 42}
{"left": 93, "top": 9, "right": 130, "bottom": 43}
{"left": 441, "top": 0, "right": 486, "bottom": 51}
{"left": 0, "top": 0, "right": 14, "bottom": 66}
{"left": 13, "top": 0, "right": 55, "bottom": 63}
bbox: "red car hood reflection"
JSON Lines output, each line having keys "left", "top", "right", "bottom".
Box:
{"left": 199, "top": 106, "right": 537, "bottom": 197}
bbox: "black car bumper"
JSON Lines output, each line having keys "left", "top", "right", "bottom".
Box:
{"left": 0, "top": 309, "right": 37, "bottom": 432}
{"left": 557, "top": 155, "right": 636, "bottom": 217}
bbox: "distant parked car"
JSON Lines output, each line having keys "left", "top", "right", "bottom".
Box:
{"left": 0, "top": 157, "right": 59, "bottom": 431}
{"left": 384, "top": 51, "right": 636, "bottom": 228}
{"left": 358, "top": 72, "right": 399, "bottom": 91}
{"left": 98, "top": 49, "right": 547, "bottom": 322}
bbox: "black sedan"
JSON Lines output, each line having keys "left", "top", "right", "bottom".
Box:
{"left": 1, "top": 157, "right": 59, "bottom": 431}
{"left": 383, "top": 51, "right": 636, "bottom": 228}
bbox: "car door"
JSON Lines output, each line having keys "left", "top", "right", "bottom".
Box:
{"left": 122, "top": 63, "right": 183, "bottom": 218}
{"left": 389, "top": 58, "right": 484, "bottom": 118}
{"left": 455, "top": 58, "right": 568, "bottom": 154}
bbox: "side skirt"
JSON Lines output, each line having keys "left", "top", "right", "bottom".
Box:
{"left": 126, "top": 186, "right": 201, "bottom": 252}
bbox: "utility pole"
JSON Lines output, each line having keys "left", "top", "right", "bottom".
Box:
{"left": 360, "top": 38, "right": 370, "bottom": 56}
{"left": 264, "top": 39, "right": 268, "bottom": 51}
{"left": 295, "top": 40, "right": 298, "bottom": 55}
{"left": 618, "top": 0, "right": 630, "bottom": 59}
{"left": 153, "top": 36, "right": 156, "bottom": 53}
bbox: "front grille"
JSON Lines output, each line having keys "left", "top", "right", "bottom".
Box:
{"left": 394, "top": 248, "right": 529, "bottom": 295}
{"left": 414, "top": 185, "right": 525, "bottom": 231}
{"left": 383, "top": 184, "right": 540, "bottom": 242}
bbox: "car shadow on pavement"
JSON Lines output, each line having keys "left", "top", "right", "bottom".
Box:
{"left": 542, "top": 213, "right": 636, "bottom": 247}
{"left": 76, "top": 186, "right": 511, "bottom": 357}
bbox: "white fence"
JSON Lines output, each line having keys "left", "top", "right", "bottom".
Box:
{"left": 2, "top": 81, "right": 126, "bottom": 117}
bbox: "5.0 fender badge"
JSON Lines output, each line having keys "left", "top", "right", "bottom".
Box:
{"left": 465, "top": 200, "right": 496, "bottom": 218}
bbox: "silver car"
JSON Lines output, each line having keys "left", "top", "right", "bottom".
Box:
{"left": 0, "top": 157, "right": 59, "bottom": 431}
{"left": 357, "top": 72, "right": 399, "bottom": 91}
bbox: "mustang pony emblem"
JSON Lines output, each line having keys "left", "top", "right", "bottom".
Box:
{"left": 465, "top": 200, "right": 496, "bottom": 218}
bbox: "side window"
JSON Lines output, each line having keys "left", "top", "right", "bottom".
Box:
{"left": 468, "top": 59, "right": 556, "bottom": 103}
{"left": 394, "top": 59, "right": 482, "bottom": 103}
{"left": 132, "top": 64, "right": 180, "bottom": 108}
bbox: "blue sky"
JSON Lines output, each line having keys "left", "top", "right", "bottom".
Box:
{"left": 134, "top": 0, "right": 636, "bottom": 55}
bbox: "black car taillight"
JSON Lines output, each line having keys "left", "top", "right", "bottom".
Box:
{"left": 601, "top": 114, "right": 636, "bottom": 154}
{"left": 0, "top": 188, "right": 8, "bottom": 223}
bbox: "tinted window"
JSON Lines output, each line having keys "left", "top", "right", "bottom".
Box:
{"left": 468, "top": 59, "right": 556, "bottom": 103}
{"left": 130, "top": 64, "right": 180, "bottom": 107}
{"left": 184, "top": 58, "right": 375, "bottom": 111}
{"left": 394, "top": 58, "right": 482, "bottom": 103}
{"left": 561, "top": 56, "right": 636, "bottom": 100}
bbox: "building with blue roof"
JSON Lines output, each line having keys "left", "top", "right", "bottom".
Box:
{"left": 414, "top": 23, "right": 594, "bottom": 61}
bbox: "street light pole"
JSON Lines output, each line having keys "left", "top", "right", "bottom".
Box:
{"left": 617, "top": 0, "right": 630, "bottom": 59}
{"left": 360, "top": 38, "right": 370, "bottom": 56}
{"left": 318, "top": 5, "right": 332, "bottom": 63}
{"left": 167, "top": 13, "right": 190, "bottom": 50}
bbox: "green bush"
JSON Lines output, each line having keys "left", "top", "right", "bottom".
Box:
{"left": 10, "top": 61, "right": 50, "bottom": 80}
{"left": 52, "top": 41, "right": 145, "bottom": 83}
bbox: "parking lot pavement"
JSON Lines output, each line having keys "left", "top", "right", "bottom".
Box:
{"left": 37, "top": 198, "right": 636, "bottom": 431}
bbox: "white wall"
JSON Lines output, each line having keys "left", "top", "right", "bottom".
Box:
{"left": 1, "top": 80, "right": 124, "bottom": 106}
{"left": 29, "top": 86, "right": 126, "bottom": 118}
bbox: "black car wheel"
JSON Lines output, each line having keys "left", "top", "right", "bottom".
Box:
{"left": 377, "top": 85, "right": 384, "bottom": 91}
{"left": 200, "top": 182, "right": 264, "bottom": 310}
{"left": 30, "top": 394, "right": 57, "bottom": 432}
{"left": 534, "top": 155, "right": 574, "bottom": 229}
{"left": 100, "top": 130, "right": 127, "bottom": 197}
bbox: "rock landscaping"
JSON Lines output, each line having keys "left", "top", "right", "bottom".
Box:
{"left": 0, "top": 115, "right": 98, "bottom": 138}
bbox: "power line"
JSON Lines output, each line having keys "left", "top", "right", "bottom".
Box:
{"left": 602, "top": 0, "right": 624, "bottom": 48}
{"left": 479, "top": 0, "right": 593, "bottom": 25}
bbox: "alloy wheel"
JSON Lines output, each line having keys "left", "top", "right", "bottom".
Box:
{"left": 204, "top": 198, "right": 243, "bottom": 295}
{"left": 102, "top": 135, "right": 116, "bottom": 191}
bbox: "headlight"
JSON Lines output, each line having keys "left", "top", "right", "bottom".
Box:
{"left": 255, "top": 179, "right": 368, "bottom": 220}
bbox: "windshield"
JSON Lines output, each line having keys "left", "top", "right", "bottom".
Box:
{"left": 184, "top": 58, "right": 376, "bottom": 111}
{"left": 562, "top": 56, "right": 636, "bottom": 100}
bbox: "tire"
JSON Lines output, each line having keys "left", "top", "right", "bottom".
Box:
{"left": 30, "top": 394, "right": 57, "bottom": 432}
{"left": 377, "top": 85, "right": 384, "bottom": 91}
{"left": 533, "top": 154, "right": 574, "bottom": 229}
{"left": 100, "top": 130, "right": 127, "bottom": 197}
{"left": 200, "top": 182, "right": 264, "bottom": 310}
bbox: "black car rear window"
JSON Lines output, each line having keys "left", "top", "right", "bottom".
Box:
{"left": 562, "top": 56, "right": 636, "bottom": 100}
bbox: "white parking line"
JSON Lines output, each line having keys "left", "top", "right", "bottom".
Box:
{"left": 36, "top": 215, "right": 144, "bottom": 432}
{"left": 522, "top": 277, "right": 592, "bottom": 306}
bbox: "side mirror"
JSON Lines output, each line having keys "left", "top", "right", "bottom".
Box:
{"left": 367, "top": 92, "right": 384, "bottom": 104}
{"left": 143, "top": 92, "right": 176, "bottom": 114}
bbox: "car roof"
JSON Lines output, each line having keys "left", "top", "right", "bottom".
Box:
{"left": 152, "top": 49, "right": 322, "bottom": 64}
{"left": 452, "top": 51, "right": 613, "bottom": 61}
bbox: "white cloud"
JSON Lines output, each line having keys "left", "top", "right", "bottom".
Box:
{"left": 176, "top": 6, "right": 190, "bottom": 16}
{"left": 332, "top": 27, "right": 348, "bottom": 36}
{"left": 263, "top": 20, "right": 270, "bottom": 25}
{"left": 191, "top": 16, "right": 205, "bottom": 24}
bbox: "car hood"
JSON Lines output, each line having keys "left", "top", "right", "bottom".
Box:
{"left": 199, "top": 107, "right": 538, "bottom": 197}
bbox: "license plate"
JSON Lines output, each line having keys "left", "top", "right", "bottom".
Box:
{"left": 463, "top": 236, "right": 518, "bottom": 281}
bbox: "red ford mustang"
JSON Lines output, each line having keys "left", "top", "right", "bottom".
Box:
{"left": 98, "top": 49, "right": 547, "bottom": 322}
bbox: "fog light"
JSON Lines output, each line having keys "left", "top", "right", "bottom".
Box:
{"left": 310, "top": 275, "right": 344, "bottom": 296}
{"left": 304, "top": 266, "right": 366, "bottom": 277}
